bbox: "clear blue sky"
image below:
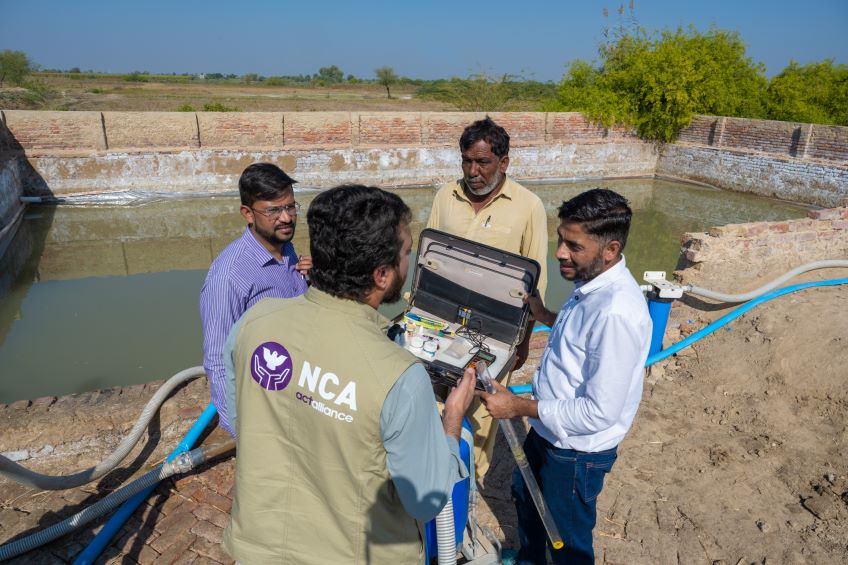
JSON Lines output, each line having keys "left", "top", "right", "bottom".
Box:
{"left": 1, "top": 0, "right": 846, "bottom": 81}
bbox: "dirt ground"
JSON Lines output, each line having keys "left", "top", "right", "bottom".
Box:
{"left": 1, "top": 276, "right": 845, "bottom": 564}
{"left": 477, "top": 275, "right": 848, "bottom": 564}
{"left": 0, "top": 76, "right": 454, "bottom": 112}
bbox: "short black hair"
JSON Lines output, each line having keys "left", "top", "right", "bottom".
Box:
{"left": 238, "top": 163, "right": 297, "bottom": 206}
{"left": 459, "top": 116, "right": 510, "bottom": 158}
{"left": 558, "top": 188, "right": 633, "bottom": 251}
{"left": 307, "top": 185, "right": 412, "bottom": 301}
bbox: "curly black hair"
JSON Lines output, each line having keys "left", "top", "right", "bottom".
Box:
{"left": 307, "top": 185, "right": 411, "bottom": 301}
{"left": 558, "top": 188, "right": 633, "bottom": 251}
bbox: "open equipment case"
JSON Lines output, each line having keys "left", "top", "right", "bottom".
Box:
{"left": 400, "top": 228, "right": 541, "bottom": 390}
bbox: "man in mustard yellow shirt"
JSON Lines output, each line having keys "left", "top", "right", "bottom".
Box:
{"left": 426, "top": 116, "right": 549, "bottom": 478}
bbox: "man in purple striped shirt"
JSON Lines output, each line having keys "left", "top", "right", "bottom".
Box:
{"left": 200, "top": 163, "right": 310, "bottom": 436}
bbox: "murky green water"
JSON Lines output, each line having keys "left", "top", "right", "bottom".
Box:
{"left": 0, "top": 179, "right": 807, "bottom": 403}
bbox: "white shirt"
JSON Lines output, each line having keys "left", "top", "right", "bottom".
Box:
{"left": 530, "top": 256, "right": 652, "bottom": 452}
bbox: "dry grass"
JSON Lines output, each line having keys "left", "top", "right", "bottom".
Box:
{"left": 1, "top": 74, "right": 455, "bottom": 112}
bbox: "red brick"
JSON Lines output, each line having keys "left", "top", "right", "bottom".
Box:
{"left": 192, "top": 488, "right": 232, "bottom": 514}
{"left": 283, "top": 112, "right": 351, "bottom": 147}
{"left": 135, "top": 544, "right": 162, "bottom": 565}
{"left": 191, "top": 536, "right": 235, "bottom": 564}
{"left": 807, "top": 208, "right": 842, "bottom": 220}
{"left": 193, "top": 503, "right": 230, "bottom": 529}
{"left": 158, "top": 495, "right": 195, "bottom": 517}
{"left": 190, "top": 519, "right": 225, "bottom": 544}
{"left": 359, "top": 113, "right": 422, "bottom": 145}
{"left": 152, "top": 508, "right": 199, "bottom": 547}
{"left": 191, "top": 556, "right": 223, "bottom": 565}
{"left": 743, "top": 222, "right": 768, "bottom": 236}
{"left": 151, "top": 530, "right": 198, "bottom": 565}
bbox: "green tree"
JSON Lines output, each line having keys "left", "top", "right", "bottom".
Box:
{"left": 546, "top": 26, "right": 768, "bottom": 141}
{"left": 417, "top": 73, "right": 518, "bottom": 111}
{"left": 765, "top": 60, "right": 848, "bottom": 126}
{"left": 375, "top": 66, "right": 397, "bottom": 98}
{"left": 316, "top": 65, "right": 344, "bottom": 84}
{"left": 0, "top": 50, "right": 35, "bottom": 87}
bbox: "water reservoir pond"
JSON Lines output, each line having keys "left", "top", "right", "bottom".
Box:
{"left": 0, "top": 178, "right": 808, "bottom": 403}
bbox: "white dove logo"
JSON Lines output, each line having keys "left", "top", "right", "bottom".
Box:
{"left": 250, "top": 342, "right": 294, "bottom": 391}
{"left": 264, "top": 347, "right": 287, "bottom": 370}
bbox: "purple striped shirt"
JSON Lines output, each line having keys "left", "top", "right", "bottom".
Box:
{"left": 200, "top": 227, "right": 308, "bottom": 435}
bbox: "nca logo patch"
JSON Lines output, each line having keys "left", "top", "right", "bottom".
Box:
{"left": 249, "top": 341, "right": 293, "bottom": 391}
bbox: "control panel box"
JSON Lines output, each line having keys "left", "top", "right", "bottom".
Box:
{"left": 400, "top": 229, "right": 541, "bottom": 390}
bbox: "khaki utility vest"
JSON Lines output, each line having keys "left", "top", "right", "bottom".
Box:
{"left": 222, "top": 287, "right": 421, "bottom": 564}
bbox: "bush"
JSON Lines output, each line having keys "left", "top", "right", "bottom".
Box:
{"left": 765, "top": 60, "right": 848, "bottom": 126}
{"left": 175, "top": 104, "right": 197, "bottom": 112}
{"left": 417, "top": 74, "right": 554, "bottom": 111}
{"left": 202, "top": 102, "right": 240, "bottom": 112}
{"left": 546, "top": 26, "right": 768, "bottom": 141}
{"left": 123, "top": 71, "right": 148, "bottom": 82}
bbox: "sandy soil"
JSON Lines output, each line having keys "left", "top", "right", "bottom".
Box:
{"left": 477, "top": 278, "right": 848, "bottom": 564}
{"left": 1, "top": 276, "right": 844, "bottom": 564}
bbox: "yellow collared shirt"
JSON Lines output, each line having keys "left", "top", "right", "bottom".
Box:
{"left": 426, "top": 176, "right": 548, "bottom": 296}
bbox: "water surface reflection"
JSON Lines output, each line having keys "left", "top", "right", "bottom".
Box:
{"left": 0, "top": 179, "right": 807, "bottom": 402}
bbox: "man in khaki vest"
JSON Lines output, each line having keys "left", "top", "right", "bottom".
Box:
{"left": 222, "top": 184, "right": 475, "bottom": 564}
{"left": 427, "top": 117, "right": 548, "bottom": 479}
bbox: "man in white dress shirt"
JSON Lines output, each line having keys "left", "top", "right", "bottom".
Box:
{"left": 478, "top": 188, "right": 652, "bottom": 565}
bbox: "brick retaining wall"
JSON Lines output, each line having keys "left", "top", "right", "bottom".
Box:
{"left": 0, "top": 110, "right": 845, "bottom": 206}
{"left": 0, "top": 110, "right": 656, "bottom": 197}
{"left": 675, "top": 207, "right": 848, "bottom": 292}
{"left": 661, "top": 116, "right": 848, "bottom": 207}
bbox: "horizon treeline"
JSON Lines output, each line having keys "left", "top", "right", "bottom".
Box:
{"left": 2, "top": 12, "right": 846, "bottom": 141}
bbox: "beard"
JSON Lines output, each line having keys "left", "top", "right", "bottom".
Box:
{"left": 561, "top": 251, "right": 606, "bottom": 282}
{"left": 382, "top": 267, "right": 406, "bottom": 304}
{"left": 253, "top": 219, "right": 295, "bottom": 248}
{"left": 464, "top": 170, "right": 502, "bottom": 197}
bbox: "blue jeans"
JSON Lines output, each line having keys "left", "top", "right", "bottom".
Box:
{"left": 512, "top": 428, "right": 617, "bottom": 565}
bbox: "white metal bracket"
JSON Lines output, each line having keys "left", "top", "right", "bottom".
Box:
{"left": 643, "top": 271, "right": 684, "bottom": 299}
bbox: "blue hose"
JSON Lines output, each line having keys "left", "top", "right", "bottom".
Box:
{"left": 71, "top": 278, "right": 848, "bottom": 559}
{"left": 73, "top": 403, "right": 219, "bottom": 565}
{"left": 508, "top": 278, "right": 848, "bottom": 396}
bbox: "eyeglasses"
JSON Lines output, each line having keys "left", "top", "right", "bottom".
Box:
{"left": 251, "top": 202, "right": 301, "bottom": 218}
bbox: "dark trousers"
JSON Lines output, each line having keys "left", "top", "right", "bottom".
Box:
{"left": 512, "top": 428, "right": 617, "bottom": 565}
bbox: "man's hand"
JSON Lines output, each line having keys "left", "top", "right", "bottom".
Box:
{"left": 442, "top": 367, "right": 476, "bottom": 440}
{"left": 296, "top": 255, "right": 313, "bottom": 278}
{"left": 525, "top": 290, "right": 556, "bottom": 328}
{"left": 513, "top": 333, "right": 531, "bottom": 371}
{"left": 476, "top": 379, "right": 538, "bottom": 420}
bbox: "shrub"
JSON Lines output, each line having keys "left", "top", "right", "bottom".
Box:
{"left": 546, "top": 26, "right": 768, "bottom": 141}
{"left": 202, "top": 102, "right": 240, "bottom": 112}
{"left": 123, "top": 71, "right": 148, "bottom": 82}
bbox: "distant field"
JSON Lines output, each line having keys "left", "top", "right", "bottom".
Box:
{"left": 1, "top": 72, "right": 556, "bottom": 112}
{"left": 0, "top": 73, "right": 455, "bottom": 112}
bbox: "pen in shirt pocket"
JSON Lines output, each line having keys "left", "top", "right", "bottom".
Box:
{"left": 483, "top": 215, "right": 491, "bottom": 228}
